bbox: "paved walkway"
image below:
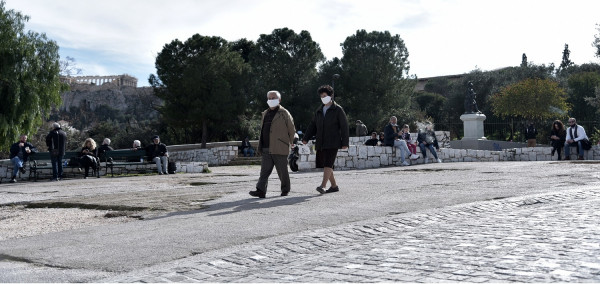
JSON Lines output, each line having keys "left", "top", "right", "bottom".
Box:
{"left": 104, "top": 187, "right": 600, "bottom": 282}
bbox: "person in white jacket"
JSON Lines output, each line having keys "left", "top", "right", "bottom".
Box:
{"left": 564, "top": 117, "right": 588, "bottom": 160}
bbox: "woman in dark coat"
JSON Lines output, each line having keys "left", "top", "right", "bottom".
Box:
{"left": 303, "top": 85, "right": 349, "bottom": 194}
{"left": 550, "top": 120, "right": 566, "bottom": 160}
{"left": 79, "top": 138, "right": 99, "bottom": 178}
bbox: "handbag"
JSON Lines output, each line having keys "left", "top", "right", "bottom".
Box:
{"left": 582, "top": 138, "right": 592, "bottom": 150}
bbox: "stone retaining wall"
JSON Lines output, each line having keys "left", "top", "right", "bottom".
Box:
{"left": 167, "top": 146, "right": 238, "bottom": 166}
{"left": 297, "top": 134, "right": 600, "bottom": 171}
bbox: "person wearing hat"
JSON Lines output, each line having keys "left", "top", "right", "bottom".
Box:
{"left": 145, "top": 135, "right": 169, "bottom": 174}
{"left": 355, "top": 120, "right": 368, "bottom": 137}
{"left": 45, "top": 122, "right": 67, "bottom": 181}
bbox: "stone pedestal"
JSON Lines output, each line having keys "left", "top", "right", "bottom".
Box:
{"left": 460, "top": 113, "right": 487, "bottom": 140}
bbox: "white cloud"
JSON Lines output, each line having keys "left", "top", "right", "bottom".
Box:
{"left": 4, "top": 0, "right": 600, "bottom": 86}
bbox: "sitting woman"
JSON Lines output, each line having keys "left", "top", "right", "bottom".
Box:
{"left": 549, "top": 120, "right": 566, "bottom": 160}
{"left": 79, "top": 138, "right": 99, "bottom": 178}
{"left": 417, "top": 124, "right": 442, "bottom": 163}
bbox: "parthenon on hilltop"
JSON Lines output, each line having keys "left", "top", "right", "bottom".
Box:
{"left": 61, "top": 74, "right": 138, "bottom": 87}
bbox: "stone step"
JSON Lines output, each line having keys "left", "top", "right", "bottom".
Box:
{"left": 227, "top": 156, "right": 262, "bottom": 166}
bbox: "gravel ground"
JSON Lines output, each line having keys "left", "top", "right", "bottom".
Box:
{"left": 0, "top": 205, "right": 136, "bottom": 241}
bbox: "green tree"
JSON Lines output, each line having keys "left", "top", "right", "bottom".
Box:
{"left": 567, "top": 71, "right": 600, "bottom": 121}
{"left": 249, "top": 28, "right": 325, "bottom": 130}
{"left": 340, "top": 30, "right": 415, "bottom": 130}
{"left": 149, "top": 34, "right": 249, "bottom": 148}
{"left": 0, "top": 1, "right": 65, "bottom": 151}
{"left": 490, "top": 78, "right": 569, "bottom": 121}
{"left": 414, "top": 92, "right": 446, "bottom": 123}
{"left": 559, "top": 43, "right": 573, "bottom": 70}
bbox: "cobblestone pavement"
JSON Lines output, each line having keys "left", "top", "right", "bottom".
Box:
{"left": 104, "top": 187, "right": 600, "bottom": 283}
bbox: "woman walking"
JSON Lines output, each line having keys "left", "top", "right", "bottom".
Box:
{"left": 303, "top": 85, "right": 349, "bottom": 194}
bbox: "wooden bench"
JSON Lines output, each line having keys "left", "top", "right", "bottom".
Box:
{"left": 102, "top": 149, "right": 150, "bottom": 177}
{"left": 28, "top": 151, "right": 100, "bottom": 181}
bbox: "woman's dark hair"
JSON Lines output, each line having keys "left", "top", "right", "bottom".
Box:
{"left": 553, "top": 120, "right": 565, "bottom": 134}
{"left": 317, "top": 85, "right": 334, "bottom": 96}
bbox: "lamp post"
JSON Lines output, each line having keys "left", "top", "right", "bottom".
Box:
{"left": 332, "top": 73, "right": 340, "bottom": 90}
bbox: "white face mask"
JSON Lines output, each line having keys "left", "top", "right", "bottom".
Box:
{"left": 267, "top": 99, "right": 280, "bottom": 108}
{"left": 321, "top": 96, "right": 332, "bottom": 105}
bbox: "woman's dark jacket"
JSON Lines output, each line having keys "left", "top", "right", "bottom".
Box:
{"left": 417, "top": 130, "right": 440, "bottom": 149}
{"left": 304, "top": 101, "right": 349, "bottom": 150}
{"left": 550, "top": 129, "right": 566, "bottom": 147}
{"left": 78, "top": 146, "right": 98, "bottom": 158}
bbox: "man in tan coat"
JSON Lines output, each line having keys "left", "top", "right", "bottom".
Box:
{"left": 249, "top": 90, "right": 296, "bottom": 198}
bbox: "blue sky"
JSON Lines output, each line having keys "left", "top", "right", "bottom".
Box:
{"left": 5, "top": 0, "right": 600, "bottom": 87}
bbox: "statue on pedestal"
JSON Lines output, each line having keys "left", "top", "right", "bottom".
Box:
{"left": 464, "top": 81, "right": 481, "bottom": 114}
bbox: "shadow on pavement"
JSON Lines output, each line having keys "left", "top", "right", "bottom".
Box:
{"left": 206, "top": 194, "right": 318, "bottom": 217}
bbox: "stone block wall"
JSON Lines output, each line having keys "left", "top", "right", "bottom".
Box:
{"left": 297, "top": 140, "right": 600, "bottom": 171}
{"left": 167, "top": 146, "right": 238, "bottom": 166}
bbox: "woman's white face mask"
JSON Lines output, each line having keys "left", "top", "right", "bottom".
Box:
{"left": 321, "top": 95, "right": 332, "bottom": 105}
{"left": 267, "top": 99, "right": 280, "bottom": 108}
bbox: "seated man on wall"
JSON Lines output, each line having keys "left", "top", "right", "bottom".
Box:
{"left": 146, "top": 135, "right": 169, "bottom": 174}
{"left": 564, "top": 117, "right": 589, "bottom": 160}
{"left": 364, "top": 132, "right": 379, "bottom": 146}
{"left": 240, "top": 136, "right": 255, "bottom": 157}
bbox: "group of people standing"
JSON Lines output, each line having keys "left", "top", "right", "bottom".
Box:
{"left": 8, "top": 122, "right": 171, "bottom": 182}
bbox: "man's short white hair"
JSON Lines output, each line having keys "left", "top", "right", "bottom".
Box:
{"left": 267, "top": 90, "right": 281, "bottom": 99}
{"left": 133, "top": 140, "right": 141, "bottom": 147}
{"left": 52, "top": 122, "right": 60, "bottom": 129}
{"left": 103, "top": 138, "right": 111, "bottom": 145}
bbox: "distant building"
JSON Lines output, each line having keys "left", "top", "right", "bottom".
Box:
{"left": 61, "top": 74, "right": 138, "bottom": 87}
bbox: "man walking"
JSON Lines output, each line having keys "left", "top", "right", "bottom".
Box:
{"left": 45, "top": 122, "right": 67, "bottom": 181}
{"left": 249, "top": 90, "right": 296, "bottom": 198}
{"left": 9, "top": 135, "right": 37, "bottom": 183}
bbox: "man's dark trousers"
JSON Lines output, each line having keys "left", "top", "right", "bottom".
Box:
{"left": 256, "top": 148, "right": 290, "bottom": 194}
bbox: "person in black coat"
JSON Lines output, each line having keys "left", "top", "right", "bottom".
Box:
{"left": 45, "top": 122, "right": 67, "bottom": 181}
{"left": 303, "top": 85, "right": 349, "bottom": 194}
{"left": 364, "top": 132, "right": 379, "bottom": 146}
{"left": 549, "top": 120, "right": 566, "bottom": 160}
{"left": 9, "top": 134, "right": 37, "bottom": 183}
{"left": 145, "top": 135, "right": 169, "bottom": 174}
{"left": 97, "top": 138, "right": 114, "bottom": 160}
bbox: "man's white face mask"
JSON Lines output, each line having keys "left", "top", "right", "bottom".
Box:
{"left": 267, "top": 99, "right": 280, "bottom": 108}
{"left": 321, "top": 96, "right": 332, "bottom": 105}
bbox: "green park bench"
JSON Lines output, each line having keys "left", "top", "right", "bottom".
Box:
{"left": 28, "top": 151, "right": 100, "bottom": 181}
{"left": 101, "top": 149, "right": 149, "bottom": 177}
